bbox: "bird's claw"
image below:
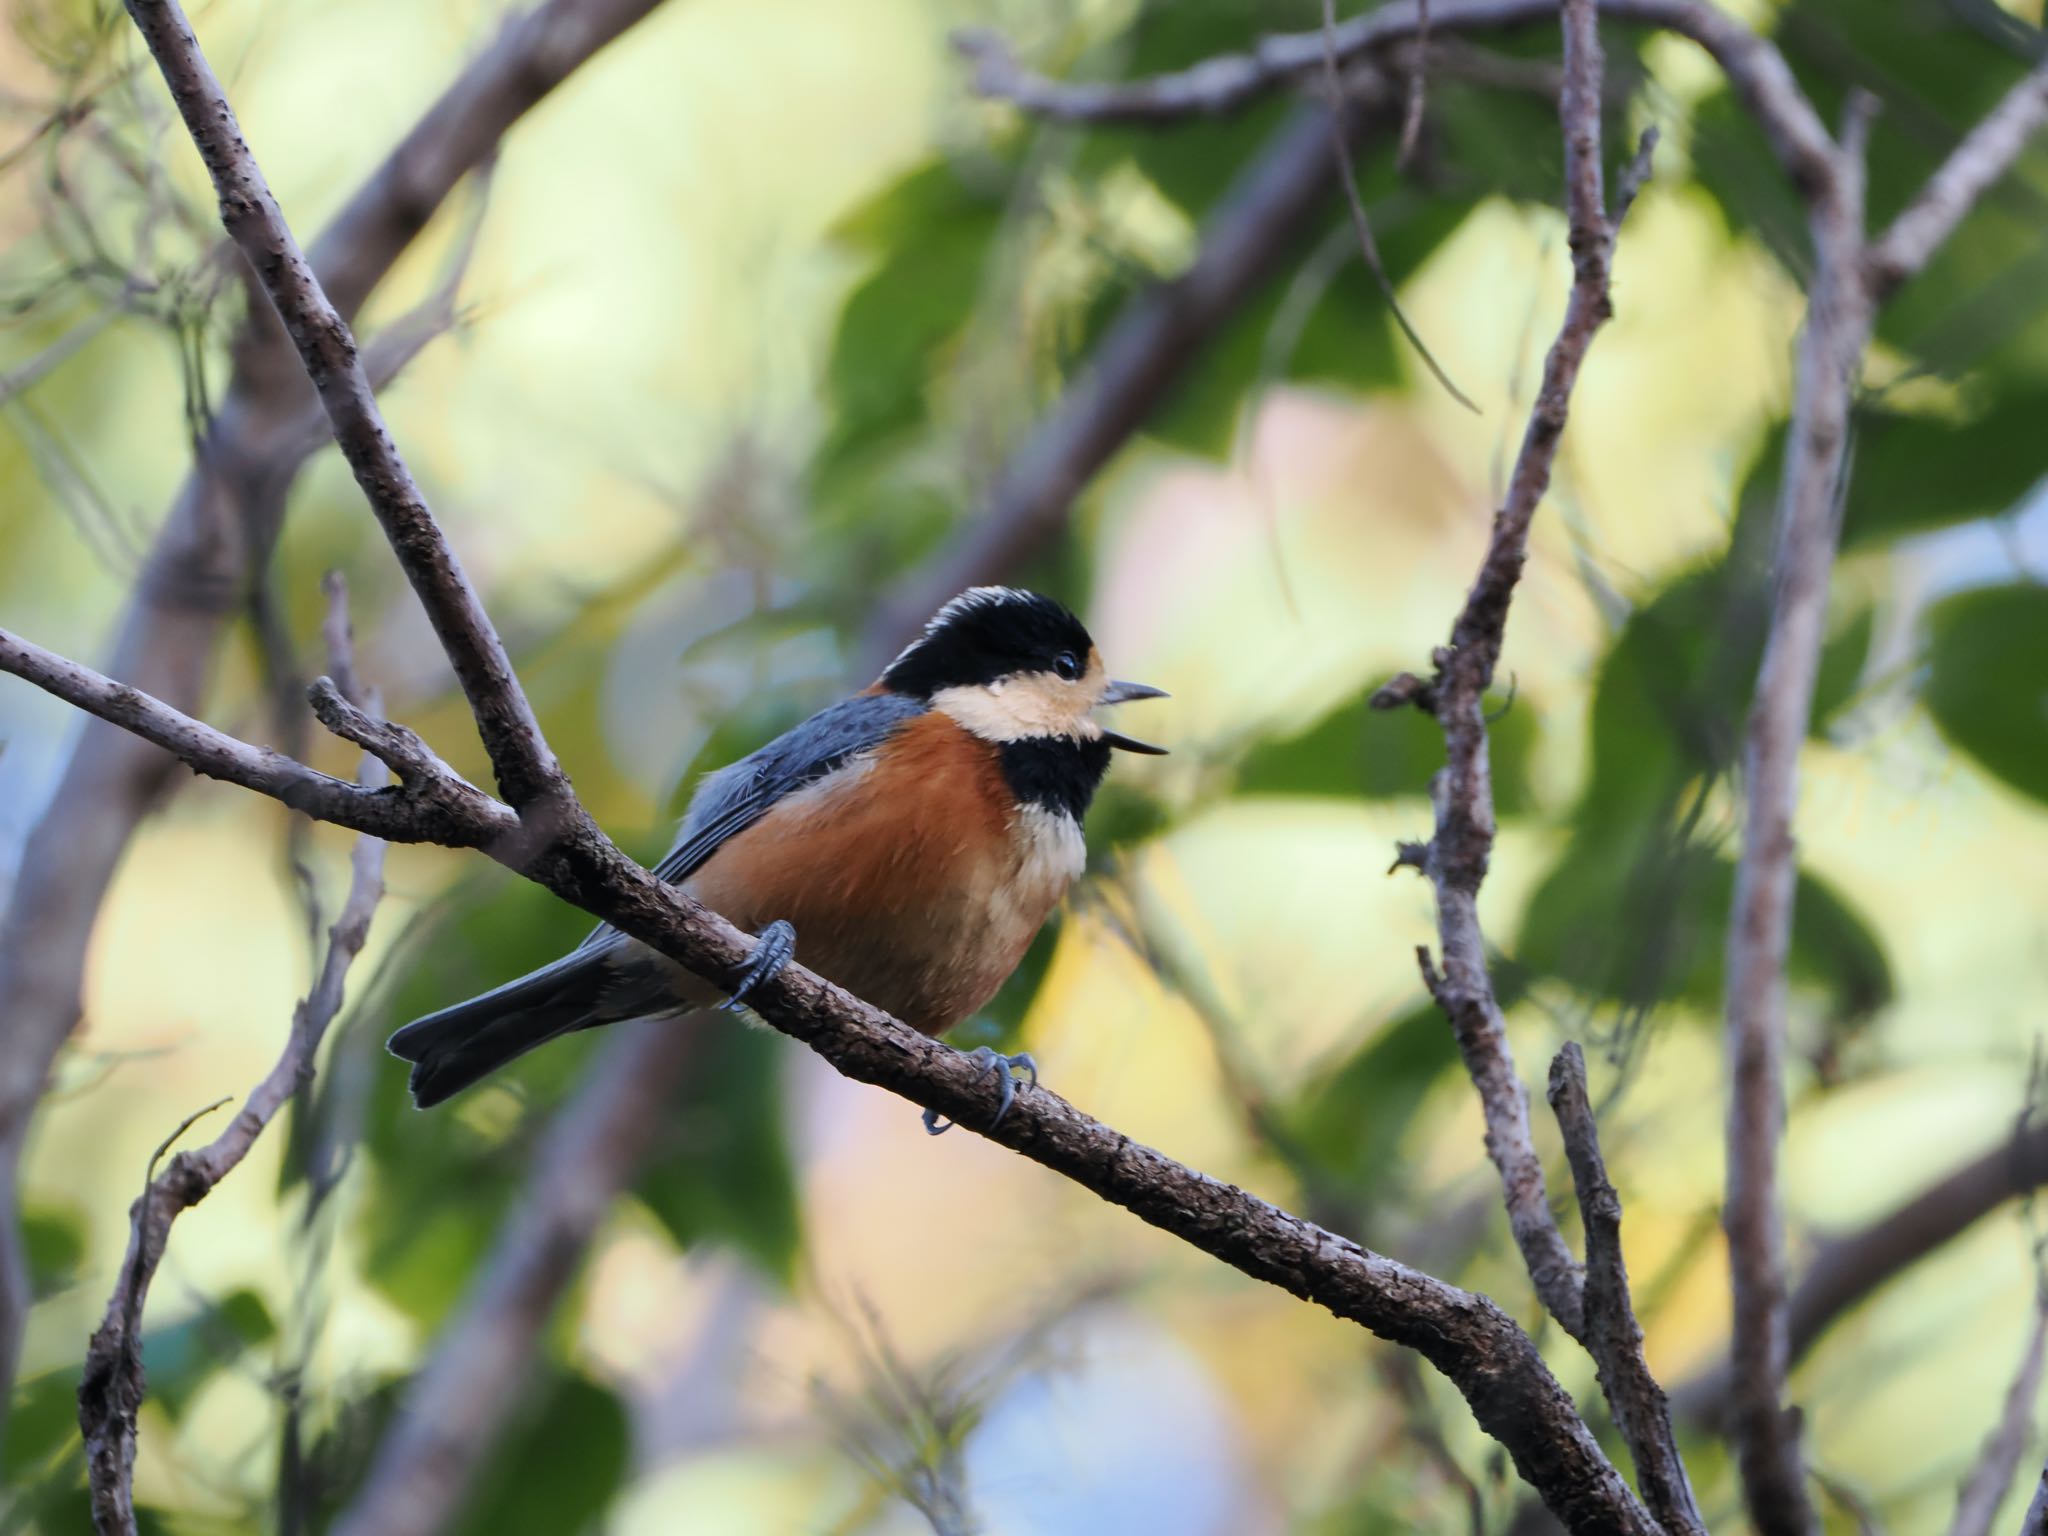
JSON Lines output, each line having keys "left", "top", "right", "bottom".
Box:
{"left": 923, "top": 1046, "right": 1039, "bottom": 1136}
{"left": 717, "top": 920, "right": 797, "bottom": 1013}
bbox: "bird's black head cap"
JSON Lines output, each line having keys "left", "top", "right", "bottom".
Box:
{"left": 881, "top": 587, "right": 1096, "bottom": 699}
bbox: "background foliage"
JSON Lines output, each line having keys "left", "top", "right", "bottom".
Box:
{"left": 2, "top": 0, "right": 2046, "bottom": 1530}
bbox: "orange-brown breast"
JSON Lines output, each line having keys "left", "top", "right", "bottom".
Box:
{"left": 683, "top": 712, "right": 1077, "bottom": 1035}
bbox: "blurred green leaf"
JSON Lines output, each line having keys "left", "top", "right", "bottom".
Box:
{"left": 1284, "top": 1003, "right": 1461, "bottom": 1197}
{"left": 1813, "top": 602, "right": 1874, "bottom": 725}
{"left": 1841, "top": 390, "right": 2048, "bottom": 549}
{"left": 1235, "top": 680, "right": 1538, "bottom": 814}
{"left": 1071, "top": 0, "right": 1315, "bottom": 220}
{"left": 1517, "top": 839, "right": 1891, "bottom": 1021}
{"left": 636, "top": 1020, "right": 800, "bottom": 1283}
{"left": 1924, "top": 582, "right": 2048, "bottom": 804}
{"left": 450, "top": 1373, "right": 628, "bottom": 1536}
{"left": 5, "top": 1367, "right": 80, "bottom": 1483}
{"left": 21, "top": 1201, "right": 84, "bottom": 1300}
{"left": 354, "top": 877, "right": 603, "bottom": 1325}
{"left": 1084, "top": 780, "right": 1171, "bottom": 864}
{"left": 143, "top": 1288, "right": 275, "bottom": 1419}
{"left": 816, "top": 160, "right": 1007, "bottom": 488}
{"left": 1583, "top": 559, "right": 1869, "bottom": 821}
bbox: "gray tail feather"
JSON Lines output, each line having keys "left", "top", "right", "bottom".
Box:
{"left": 388, "top": 953, "right": 616, "bottom": 1108}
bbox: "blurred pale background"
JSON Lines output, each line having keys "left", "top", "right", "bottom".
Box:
{"left": 5, "top": 0, "right": 2048, "bottom": 1531}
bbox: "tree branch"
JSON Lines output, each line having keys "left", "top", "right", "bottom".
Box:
{"left": 1548, "top": 1044, "right": 1707, "bottom": 1536}
{"left": 0, "top": 613, "right": 1658, "bottom": 1533}
{"left": 29, "top": 13, "right": 1665, "bottom": 1518}
{"left": 2025, "top": 1465, "right": 2048, "bottom": 1536}
{"left": 0, "top": 0, "right": 664, "bottom": 1418}
{"left": 1865, "top": 53, "right": 2048, "bottom": 297}
{"left": 0, "top": 625, "right": 514, "bottom": 849}
{"left": 75, "top": 579, "right": 389, "bottom": 1536}
{"left": 1719, "top": 92, "right": 1874, "bottom": 1536}
{"left": 1372, "top": 0, "right": 1649, "bottom": 1346}
{"left": 124, "top": 0, "right": 572, "bottom": 818}
{"left": 959, "top": 0, "right": 1836, "bottom": 198}
{"left": 1674, "top": 1113, "right": 2048, "bottom": 1423}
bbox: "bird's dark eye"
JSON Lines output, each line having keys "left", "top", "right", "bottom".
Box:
{"left": 1053, "top": 650, "right": 1083, "bottom": 681}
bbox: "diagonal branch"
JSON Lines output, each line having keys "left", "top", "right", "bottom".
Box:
{"left": 0, "top": 616, "right": 1658, "bottom": 1536}
{"left": 960, "top": 0, "right": 1835, "bottom": 198}
{"left": 0, "top": 625, "right": 514, "bottom": 849}
{"left": 1865, "top": 52, "right": 2048, "bottom": 298}
{"left": 1949, "top": 1281, "right": 2048, "bottom": 1536}
{"left": 1372, "top": 0, "right": 1650, "bottom": 1347}
{"left": 124, "top": 0, "right": 571, "bottom": 818}
{"left": 74, "top": 578, "right": 389, "bottom": 1536}
{"left": 1548, "top": 1044, "right": 1707, "bottom": 1536}
{"left": 0, "top": 0, "right": 665, "bottom": 1419}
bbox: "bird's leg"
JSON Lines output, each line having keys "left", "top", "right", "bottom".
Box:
{"left": 716, "top": 920, "right": 798, "bottom": 1013}
{"left": 923, "top": 1046, "right": 1039, "bottom": 1136}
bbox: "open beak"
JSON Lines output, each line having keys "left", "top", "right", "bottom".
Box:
{"left": 1098, "top": 679, "right": 1169, "bottom": 754}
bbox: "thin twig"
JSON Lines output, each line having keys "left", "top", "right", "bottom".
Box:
{"left": 1949, "top": 1284, "right": 2048, "bottom": 1536}
{"left": 1865, "top": 53, "right": 2048, "bottom": 297}
{"left": 960, "top": 0, "right": 1836, "bottom": 198}
{"left": 1372, "top": 0, "right": 1647, "bottom": 1346}
{"left": 1319, "top": 0, "right": 1477, "bottom": 411}
{"left": 1398, "top": 0, "right": 1431, "bottom": 168}
{"left": 75, "top": 580, "right": 388, "bottom": 1536}
{"left": 0, "top": 624, "right": 512, "bottom": 847}
{"left": 1548, "top": 1044, "right": 1707, "bottom": 1536}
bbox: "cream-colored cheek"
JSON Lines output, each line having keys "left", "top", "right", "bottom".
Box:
{"left": 933, "top": 677, "right": 1100, "bottom": 742}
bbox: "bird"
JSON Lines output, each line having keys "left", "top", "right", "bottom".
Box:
{"left": 387, "top": 586, "right": 1167, "bottom": 1132}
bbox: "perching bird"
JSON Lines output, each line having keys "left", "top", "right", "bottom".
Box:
{"left": 387, "top": 587, "right": 1166, "bottom": 1131}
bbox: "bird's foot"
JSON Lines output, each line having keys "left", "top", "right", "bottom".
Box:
{"left": 923, "top": 1046, "right": 1039, "bottom": 1136}
{"left": 717, "top": 920, "right": 797, "bottom": 1013}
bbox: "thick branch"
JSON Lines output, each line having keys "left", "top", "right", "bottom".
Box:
{"left": 1548, "top": 1045, "right": 1707, "bottom": 1536}
{"left": 1675, "top": 1113, "right": 2048, "bottom": 1422}
{"left": 0, "top": 0, "right": 661, "bottom": 1417}
{"left": 0, "top": 621, "right": 1657, "bottom": 1534}
{"left": 0, "top": 626, "right": 514, "bottom": 849}
{"left": 1719, "top": 97, "right": 1872, "bottom": 1536}
{"left": 962, "top": 0, "right": 1835, "bottom": 197}
{"left": 1865, "top": 53, "right": 2048, "bottom": 297}
{"left": 125, "top": 0, "right": 571, "bottom": 817}
{"left": 1374, "top": 1, "right": 1647, "bottom": 1347}
{"left": 75, "top": 586, "right": 388, "bottom": 1536}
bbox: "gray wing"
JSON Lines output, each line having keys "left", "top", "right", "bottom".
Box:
{"left": 575, "top": 690, "right": 927, "bottom": 954}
